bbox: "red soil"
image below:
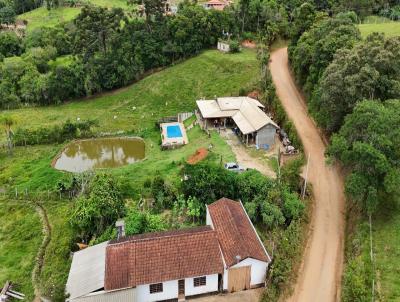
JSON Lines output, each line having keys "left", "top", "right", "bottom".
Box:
{"left": 187, "top": 148, "right": 208, "bottom": 164}
{"left": 242, "top": 40, "right": 257, "bottom": 49}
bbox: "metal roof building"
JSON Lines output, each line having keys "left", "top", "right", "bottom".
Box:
{"left": 66, "top": 242, "right": 108, "bottom": 301}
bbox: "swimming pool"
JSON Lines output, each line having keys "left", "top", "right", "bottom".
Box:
{"left": 166, "top": 125, "right": 183, "bottom": 138}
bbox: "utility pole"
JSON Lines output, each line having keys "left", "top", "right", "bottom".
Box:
{"left": 302, "top": 153, "right": 310, "bottom": 199}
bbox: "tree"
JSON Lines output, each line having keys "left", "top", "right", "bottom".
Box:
{"left": 291, "top": 2, "right": 317, "bottom": 43}
{"left": 124, "top": 208, "right": 167, "bottom": 236}
{"left": 261, "top": 200, "right": 285, "bottom": 229}
{"left": 70, "top": 174, "right": 126, "bottom": 240}
{"left": 328, "top": 100, "right": 400, "bottom": 212}
{"left": 73, "top": 6, "right": 126, "bottom": 60}
{"left": 311, "top": 34, "right": 400, "bottom": 133}
{"left": 0, "top": 31, "right": 23, "bottom": 58}
{"left": 129, "top": 0, "right": 166, "bottom": 24}
{"left": 0, "top": 6, "right": 16, "bottom": 24}
{"left": 182, "top": 162, "right": 237, "bottom": 205}
{"left": 288, "top": 14, "right": 361, "bottom": 96}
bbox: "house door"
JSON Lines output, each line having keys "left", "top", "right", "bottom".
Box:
{"left": 178, "top": 279, "right": 185, "bottom": 298}
{"left": 228, "top": 266, "right": 251, "bottom": 293}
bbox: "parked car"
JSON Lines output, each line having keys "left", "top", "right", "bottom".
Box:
{"left": 224, "top": 162, "right": 245, "bottom": 172}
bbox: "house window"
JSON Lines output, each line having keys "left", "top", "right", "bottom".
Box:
{"left": 193, "top": 276, "right": 206, "bottom": 287}
{"left": 149, "top": 283, "right": 163, "bottom": 294}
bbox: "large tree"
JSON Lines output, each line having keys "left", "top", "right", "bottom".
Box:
{"left": 311, "top": 34, "right": 400, "bottom": 133}
{"left": 289, "top": 13, "right": 361, "bottom": 96}
{"left": 70, "top": 174, "right": 126, "bottom": 240}
{"left": 73, "top": 6, "right": 126, "bottom": 60}
{"left": 328, "top": 100, "right": 400, "bottom": 212}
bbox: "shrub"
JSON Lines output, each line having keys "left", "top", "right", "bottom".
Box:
{"left": 229, "top": 40, "right": 241, "bottom": 53}
{"left": 13, "top": 119, "right": 97, "bottom": 146}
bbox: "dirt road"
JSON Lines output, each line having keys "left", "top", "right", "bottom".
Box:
{"left": 269, "top": 48, "right": 345, "bottom": 302}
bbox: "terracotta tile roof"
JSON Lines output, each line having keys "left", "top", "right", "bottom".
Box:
{"left": 104, "top": 226, "right": 223, "bottom": 290}
{"left": 207, "top": 198, "right": 270, "bottom": 267}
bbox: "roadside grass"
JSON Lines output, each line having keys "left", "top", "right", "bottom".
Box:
{"left": 342, "top": 201, "right": 400, "bottom": 302}
{"left": 358, "top": 21, "right": 400, "bottom": 38}
{"left": 373, "top": 203, "right": 400, "bottom": 301}
{"left": 0, "top": 198, "right": 42, "bottom": 301}
{"left": 17, "top": 0, "right": 130, "bottom": 31}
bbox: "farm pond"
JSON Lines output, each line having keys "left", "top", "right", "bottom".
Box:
{"left": 53, "top": 137, "right": 145, "bottom": 172}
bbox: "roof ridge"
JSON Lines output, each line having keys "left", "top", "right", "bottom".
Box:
{"left": 108, "top": 227, "right": 214, "bottom": 246}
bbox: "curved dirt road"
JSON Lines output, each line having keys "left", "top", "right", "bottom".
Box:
{"left": 270, "top": 48, "right": 345, "bottom": 302}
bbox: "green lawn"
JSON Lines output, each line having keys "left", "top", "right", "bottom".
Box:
{"left": 0, "top": 198, "right": 42, "bottom": 301}
{"left": 358, "top": 22, "right": 400, "bottom": 38}
{"left": 18, "top": 0, "right": 130, "bottom": 31}
{"left": 18, "top": 7, "right": 81, "bottom": 31}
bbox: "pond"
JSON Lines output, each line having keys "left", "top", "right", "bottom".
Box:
{"left": 53, "top": 137, "right": 145, "bottom": 173}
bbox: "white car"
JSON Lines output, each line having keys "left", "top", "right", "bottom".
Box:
{"left": 224, "top": 162, "right": 245, "bottom": 173}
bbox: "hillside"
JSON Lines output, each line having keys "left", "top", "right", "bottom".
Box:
{"left": 17, "top": 0, "right": 129, "bottom": 31}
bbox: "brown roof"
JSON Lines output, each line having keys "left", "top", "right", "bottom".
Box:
{"left": 207, "top": 198, "right": 270, "bottom": 267}
{"left": 104, "top": 226, "right": 223, "bottom": 290}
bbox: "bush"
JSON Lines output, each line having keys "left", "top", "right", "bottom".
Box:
{"left": 13, "top": 119, "right": 97, "bottom": 146}
{"left": 70, "top": 173, "right": 126, "bottom": 241}
{"left": 229, "top": 40, "right": 241, "bottom": 53}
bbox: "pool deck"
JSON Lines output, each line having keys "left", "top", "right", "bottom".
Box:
{"left": 160, "top": 122, "right": 188, "bottom": 148}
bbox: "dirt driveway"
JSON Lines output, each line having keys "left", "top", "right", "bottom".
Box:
{"left": 219, "top": 129, "right": 276, "bottom": 178}
{"left": 270, "top": 48, "right": 345, "bottom": 302}
{"left": 187, "top": 288, "right": 264, "bottom": 302}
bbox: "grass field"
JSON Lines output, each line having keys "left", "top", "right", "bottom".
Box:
{"left": 18, "top": 0, "right": 130, "bottom": 31}
{"left": 358, "top": 21, "right": 400, "bottom": 38}
{"left": 1, "top": 49, "right": 258, "bottom": 190}
{"left": 0, "top": 199, "right": 42, "bottom": 301}
{"left": 373, "top": 203, "right": 400, "bottom": 301}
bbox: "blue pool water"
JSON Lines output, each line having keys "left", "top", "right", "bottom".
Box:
{"left": 166, "top": 125, "right": 183, "bottom": 138}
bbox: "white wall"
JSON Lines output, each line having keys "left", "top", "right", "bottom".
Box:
{"left": 185, "top": 274, "right": 219, "bottom": 297}
{"left": 136, "top": 280, "right": 178, "bottom": 302}
{"left": 135, "top": 274, "right": 220, "bottom": 302}
{"left": 222, "top": 258, "right": 268, "bottom": 290}
{"left": 206, "top": 206, "right": 213, "bottom": 228}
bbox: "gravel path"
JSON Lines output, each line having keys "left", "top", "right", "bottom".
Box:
{"left": 220, "top": 129, "right": 276, "bottom": 178}
{"left": 270, "top": 48, "right": 345, "bottom": 302}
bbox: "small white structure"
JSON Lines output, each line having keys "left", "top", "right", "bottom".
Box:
{"left": 217, "top": 41, "right": 230, "bottom": 52}
{"left": 66, "top": 198, "right": 271, "bottom": 301}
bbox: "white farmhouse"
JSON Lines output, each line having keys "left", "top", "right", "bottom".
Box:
{"left": 66, "top": 198, "right": 271, "bottom": 302}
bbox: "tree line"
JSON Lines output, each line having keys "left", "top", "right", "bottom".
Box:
{"left": 4, "top": 0, "right": 399, "bottom": 109}
{"left": 289, "top": 10, "right": 400, "bottom": 215}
